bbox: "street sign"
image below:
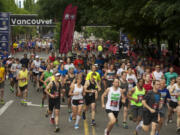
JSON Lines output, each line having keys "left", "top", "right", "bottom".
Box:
{"left": 0, "top": 12, "right": 10, "bottom": 51}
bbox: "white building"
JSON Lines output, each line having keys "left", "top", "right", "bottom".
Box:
{"left": 14, "top": 0, "right": 38, "bottom": 8}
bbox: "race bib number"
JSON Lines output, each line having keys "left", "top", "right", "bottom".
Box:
{"left": 110, "top": 100, "right": 118, "bottom": 107}
{"left": 79, "top": 100, "right": 84, "bottom": 104}
{"left": 152, "top": 103, "right": 159, "bottom": 109}
{"left": 54, "top": 92, "right": 59, "bottom": 97}
{"left": 138, "top": 95, "right": 144, "bottom": 102}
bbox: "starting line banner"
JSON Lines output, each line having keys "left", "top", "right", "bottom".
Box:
{"left": 10, "top": 14, "right": 54, "bottom": 26}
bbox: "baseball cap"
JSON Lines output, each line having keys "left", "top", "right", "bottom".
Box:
{"left": 36, "top": 56, "right": 39, "bottom": 58}
{"left": 55, "top": 73, "right": 61, "bottom": 77}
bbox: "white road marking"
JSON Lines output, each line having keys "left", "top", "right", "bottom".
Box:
{"left": 26, "top": 102, "right": 67, "bottom": 107}
{"left": 0, "top": 100, "right": 14, "bottom": 116}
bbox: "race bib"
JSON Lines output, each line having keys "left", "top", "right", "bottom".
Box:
{"left": 110, "top": 100, "right": 118, "bottom": 107}
{"left": 54, "top": 92, "right": 59, "bottom": 97}
{"left": 152, "top": 103, "right": 159, "bottom": 109}
{"left": 79, "top": 100, "right": 84, "bottom": 104}
{"left": 138, "top": 95, "right": 144, "bottom": 102}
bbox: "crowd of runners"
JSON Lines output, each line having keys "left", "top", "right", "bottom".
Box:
{"left": 11, "top": 38, "right": 54, "bottom": 54}
{"left": 0, "top": 40, "right": 180, "bottom": 135}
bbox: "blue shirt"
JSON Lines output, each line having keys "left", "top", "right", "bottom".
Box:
{"left": 58, "top": 69, "right": 68, "bottom": 76}
{"left": 97, "top": 69, "right": 104, "bottom": 77}
{"left": 158, "top": 88, "right": 171, "bottom": 104}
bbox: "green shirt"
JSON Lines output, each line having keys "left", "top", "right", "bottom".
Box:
{"left": 131, "top": 86, "right": 145, "bottom": 107}
{"left": 43, "top": 71, "right": 53, "bottom": 88}
{"left": 165, "top": 72, "right": 178, "bottom": 86}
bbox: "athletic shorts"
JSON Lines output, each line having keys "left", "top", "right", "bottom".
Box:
{"left": 85, "top": 95, "right": 96, "bottom": 106}
{"left": 19, "top": 85, "right": 28, "bottom": 91}
{"left": 106, "top": 109, "right": 119, "bottom": 118}
{"left": 49, "top": 98, "right": 60, "bottom": 111}
{"left": 13, "top": 77, "right": 18, "bottom": 83}
{"left": 159, "top": 105, "right": 167, "bottom": 118}
{"left": 65, "top": 86, "right": 70, "bottom": 98}
{"left": 143, "top": 110, "right": 158, "bottom": 125}
{"left": 39, "top": 81, "right": 43, "bottom": 87}
{"left": 130, "top": 105, "right": 143, "bottom": 119}
{"left": 72, "top": 99, "right": 84, "bottom": 106}
{"left": 169, "top": 101, "right": 178, "bottom": 109}
{"left": 33, "top": 72, "right": 39, "bottom": 76}
{"left": 119, "top": 98, "right": 129, "bottom": 108}
{"left": 0, "top": 82, "right": 5, "bottom": 89}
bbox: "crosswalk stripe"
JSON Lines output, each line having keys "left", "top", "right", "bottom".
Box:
{"left": 0, "top": 100, "right": 14, "bottom": 116}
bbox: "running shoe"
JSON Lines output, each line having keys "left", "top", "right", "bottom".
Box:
{"left": 104, "top": 129, "right": 109, "bottom": 135}
{"left": 90, "top": 120, "right": 96, "bottom": 126}
{"left": 54, "top": 127, "right": 60, "bottom": 132}
{"left": 10, "top": 87, "right": 14, "bottom": 93}
{"left": 122, "top": 122, "right": 128, "bottom": 129}
{"left": 50, "top": 117, "right": 55, "bottom": 125}
{"left": 155, "top": 131, "right": 159, "bottom": 135}
{"left": 74, "top": 124, "right": 79, "bottom": 130}
{"left": 40, "top": 104, "right": 44, "bottom": 108}
{"left": 177, "top": 128, "right": 180, "bottom": 133}
{"left": 68, "top": 114, "right": 72, "bottom": 122}
{"left": 0, "top": 100, "right": 5, "bottom": 105}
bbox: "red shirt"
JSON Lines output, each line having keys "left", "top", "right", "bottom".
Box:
{"left": 143, "top": 83, "right": 153, "bottom": 92}
{"left": 49, "top": 56, "right": 55, "bottom": 62}
{"left": 74, "top": 59, "right": 83, "bottom": 67}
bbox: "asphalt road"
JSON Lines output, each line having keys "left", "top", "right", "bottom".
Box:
{"left": 0, "top": 52, "right": 178, "bottom": 135}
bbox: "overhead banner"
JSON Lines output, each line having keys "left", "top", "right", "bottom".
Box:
{"left": 0, "top": 12, "right": 10, "bottom": 52}
{"left": 10, "top": 14, "right": 54, "bottom": 26}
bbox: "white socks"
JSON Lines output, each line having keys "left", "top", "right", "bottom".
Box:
{"left": 136, "top": 120, "right": 143, "bottom": 131}
{"left": 75, "top": 115, "right": 81, "bottom": 125}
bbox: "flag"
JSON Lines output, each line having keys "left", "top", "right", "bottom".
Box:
{"left": 59, "top": 4, "right": 72, "bottom": 53}
{"left": 67, "top": 6, "right": 78, "bottom": 52}
{"left": 59, "top": 4, "right": 78, "bottom": 54}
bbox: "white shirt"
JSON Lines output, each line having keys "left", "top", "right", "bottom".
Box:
{"left": 153, "top": 71, "right": 163, "bottom": 80}
{"left": 64, "top": 63, "right": 75, "bottom": 71}
{"left": 72, "top": 84, "right": 83, "bottom": 100}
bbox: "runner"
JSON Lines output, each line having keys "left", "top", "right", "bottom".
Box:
{"left": 10, "top": 58, "right": 22, "bottom": 95}
{"left": 83, "top": 73, "right": 101, "bottom": 126}
{"left": 119, "top": 71, "right": 129, "bottom": 128}
{"left": 105, "top": 64, "right": 116, "bottom": 88}
{"left": 17, "top": 65, "right": 29, "bottom": 105}
{"left": 135, "top": 80, "right": 162, "bottom": 135}
{"left": 170, "top": 76, "right": 180, "bottom": 133}
{"left": 156, "top": 79, "right": 171, "bottom": 135}
{"left": 65, "top": 67, "right": 76, "bottom": 113}
{"left": 40, "top": 64, "right": 53, "bottom": 107}
{"left": 0, "top": 61, "right": 5, "bottom": 104}
{"left": 31, "top": 56, "right": 41, "bottom": 91}
{"left": 128, "top": 79, "right": 146, "bottom": 135}
{"left": 68, "top": 75, "right": 84, "bottom": 129}
{"left": 101, "top": 79, "right": 124, "bottom": 135}
{"left": 45, "top": 73, "right": 63, "bottom": 132}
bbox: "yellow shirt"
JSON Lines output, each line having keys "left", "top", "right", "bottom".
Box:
{"left": 13, "top": 43, "right": 18, "bottom": 49}
{"left": 0, "top": 67, "right": 5, "bottom": 83}
{"left": 98, "top": 45, "right": 103, "bottom": 52}
{"left": 18, "top": 69, "right": 28, "bottom": 87}
{"left": 86, "top": 71, "right": 101, "bottom": 82}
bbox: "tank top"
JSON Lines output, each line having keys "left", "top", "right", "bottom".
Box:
{"left": 119, "top": 79, "right": 128, "bottom": 96}
{"left": 106, "top": 87, "right": 121, "bottom": 111}
{"left": 33, "top": 60, "right": 41, "bottom": 73}
{"left": 18, "top": 69, "right": 28, "bottom": 87}
{"left": 72, "top": 84, "right": 83, "bottom": 100}
{"left": 171, "top": 83, "right": 180, "bottom": 102}
{"left": 43, "top": 71, "right": 53, "bottom": 88}
{"left": 86, "top": 80, "right": 96, "bottom": 97}
{"left": 153, "top": 71, "right": 163, "bottom": 80}
{"left": 107, "top": 70, "right": 116, "bottom": 81}
{"left": 131, "top": 86, "right": 145, "bottom": 107}
{"left": 50, "top": 81, "right": 61, "bottom": 99}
